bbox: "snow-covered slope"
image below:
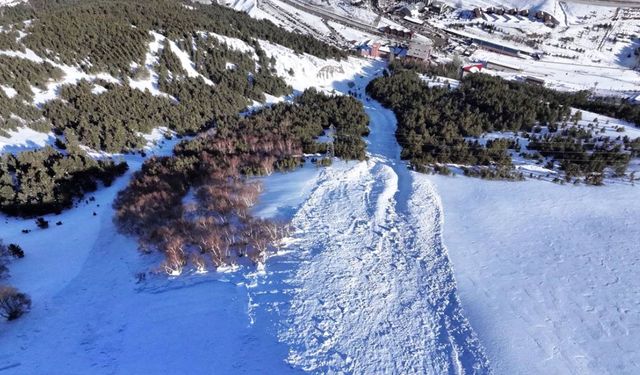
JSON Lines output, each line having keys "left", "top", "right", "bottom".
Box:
{"left": 0, "top": 57, "right": 492, "bottom": 373}
{"left": 249, "top": 68, "right": 490, "bottom": 373}
{"left": 426, "top": 174, "right": 640, "bottom": 374}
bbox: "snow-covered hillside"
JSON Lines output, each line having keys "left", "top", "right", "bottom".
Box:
{"left": 426, "top": 174, "right": 640, "bottom": 374}
{"left": 1, "top": 1, "right": 639, "bottom": 373}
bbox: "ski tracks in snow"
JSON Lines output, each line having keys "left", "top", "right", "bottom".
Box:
{"left": 252, "top": 97, "right": 491, "bottom": 374}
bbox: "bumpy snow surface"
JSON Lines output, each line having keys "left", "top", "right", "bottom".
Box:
{"left": 255, "top": 80, "right": 490, "bottom": 373}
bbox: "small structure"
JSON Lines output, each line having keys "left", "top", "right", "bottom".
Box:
{"left": 463, "top": 63, "right": 484, "bottom": 73}
{"left": 356, "top": 41, "right": 382, "bottom": 58}
{"left": 524, "top": 76, "right": 545, "bottom": 85}
{"left": 485, "top": 60, "right": 522, "bottom": 73}
{"left": 535, "top": 11, "right": 559, "bottom": 27}
{"left": 379, "top": 45, "right": 392, "bottom": 58}
{"left": 518, "top": 9, "right": 529, "bottom": 16}
{"left": 473, "top": 8, "right": 483, "bottom": 18}
{"left": 475, "top": 39, "right": 521, "bottom": 57}
{"left": 430, "top": 1, "right": 450, "bottom": 14}
{"left": 404, "top": 15, "right": 425, "bottom": 25}
{"left": 406, "top": 39, "right": 432, "bottom": 61}
{"left": 396, "top": 2, "right": 425, "bottom": 17}
{"left": 461, "top": 63, "right": 484, "bottom": 78}
{"left": 392, "top": 45, "right": 408, "bottom": 58}
{"left": 380, "top": 25, "right": 414, "bottom": 39}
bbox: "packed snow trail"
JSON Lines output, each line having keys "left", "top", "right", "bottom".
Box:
{"left": 252, "top": 77, "right": 491, "bottom": 373}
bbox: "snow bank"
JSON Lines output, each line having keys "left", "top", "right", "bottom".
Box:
{"left": 128, "top": 31, "right": 168, "bottom": 97}
{"left": 0, "top": 136, "right": 296, "bottom": 374}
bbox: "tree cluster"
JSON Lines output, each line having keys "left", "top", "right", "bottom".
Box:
{"left": 528, "top": 135, "right": 629, "bottom": 183}
{"left": 9, "top": 0, "right": 345, "bottom": 77}
{"left": 0, "top": 91, "right": 49, "bottom": 137}
{"left": 0, "top": 29, "right": 25, "bottom": 52}
{"left": 114, "top": 89, "right": 369, "bottom": 274}
{"left": 367, "top": 70, "right": 568, "bottom": 169}
{"left": 0, "top": 239, "right": 31, "bottom": 321}
{"left": 43, "top": 80, "right": 177, "bottom": 152}
{"left": 0, "top": 55, "right": 64, "bottom": 100}
{"left": 0, "top": 146, "right": 128, "bottom": 216}
{"left": 366, "top": 70, "right": 634, "bottom": 179}
{"left": 569, "top": 95, "right": 640, "bottom": 129}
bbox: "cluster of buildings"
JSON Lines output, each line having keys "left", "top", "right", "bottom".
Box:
{"left": 393, "top": 0, "right": 450, "bottom": 20}
{"left": 354, "top": 38, "right": 432, "bottom": 62}
{"left": 462, "top": 62, "right": 545, "bottom": 85}
{"left": 472, "top": 7, "right": 559, "bottom": 27}
{"left": 379, "top": 25, "right": 414, "bottom": 39}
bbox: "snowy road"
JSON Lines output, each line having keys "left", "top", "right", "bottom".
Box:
{"left": 252, "top": 86, "right": 490, "bottom": 373}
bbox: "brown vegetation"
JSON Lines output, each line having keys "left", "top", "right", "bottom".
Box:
{"left": 114, "top": 89, "right": 368, "bottom": 275}
{"left": 0, "top": 286, "right": 31, "bottom": 321}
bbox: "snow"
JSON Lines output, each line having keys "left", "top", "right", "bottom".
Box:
{"left": 252, "top": 160, "right": 321, "bottom": 220}
{"left": 166, "top": 39, "right": 214, "bottom": 85}
{"left": 270, "top": 0, "right": 333, "bottom": 36}
{"left": 128, "top": 31, "right": 168, "bottom": 97}
{"left": 0, "top": 126, "right": 54, "bottom": 153}
{"left": 420, "top": 73, "right": 461, "bottom": 89}
{"left": 258, "top": 40, "right": 372, "bottom": 92}
{"left": 0, "top": 48, "right": 45, "bottom": 63}
{"left": 404, "top": 15, "right": 425, "bottom": 25}
{"left": 0, "top": 84, "right": 17, "bottom": 98}
{"left": 0, "top": 8, "right": 638, "bottom": 370}
{"left": 327, "top": 20, "right": 375, "bottom": 42}
{"left": 91, "top": 84, "right": 107, "bottom": 95}
{"left": 0, "top": 135, "right": 298, "bottom": 374}
{"left": 30, "top": 64, "right": 118, "bottom": 107}
{"left": 438, "top": 0, "right": 613, "bottom": 25}
{"left": 473, "top": 49, "right": 640, "bottom": 93}
{"left": 205, "top": 32, "right": 257, "bottom": 56}
{"left": 0, "top": 0, "right": 25, "bottom": 6}
{"left": 426, "top": 174, "right": 640, "bottom": 374}
{"left": 251, "top": 68, "right": 489, "bottom": 373}
{"left": 0, "top": 56, "right": 490, "bottom": 374}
